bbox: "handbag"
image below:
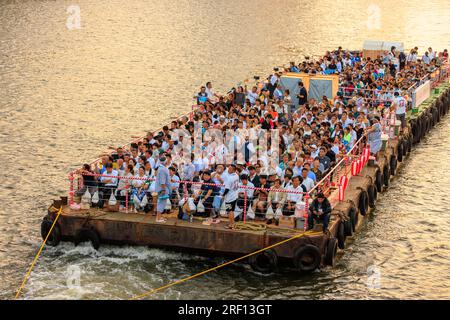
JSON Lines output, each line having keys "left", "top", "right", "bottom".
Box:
{"left": 246, "top": 205, "right": 255, "bottom": 220}
{"left": 196, "top": 199, "right": 205, "bottom": 213}
{"left": 266, "top": 205, "right": 274, "bottom": 219}
{"left": 91, "top": 190, "right": 99, "bottom": 204}
{"left": 108, "top": 192, "right": 117, "bottom": 206}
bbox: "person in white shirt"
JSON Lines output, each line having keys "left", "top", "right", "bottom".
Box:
{"left": 180, "top": 161, "right": 195, "bottom": 182}
{"left": 98, "top": 163, "right": 119, "bottom": 206}
{"left": 422, "top": 51, "right": 431, "bottom": 64}
{"left": 300, "top": 168, "right": 315, "bottom": 191}
{"left": 406, "top": 49, "right": 417, "bottom": 64}
{"left": 205, "top": 82, "right": 220, "bottom": 103}
{"left": 223, "top": 165, "right": 240, "bottom": 228}
{"left": 428, "top": 47, "right": 436, "bottom": 60}
{"left": 285, "top": 176, "right": 306, "bottom": 216}
{"left": 392, "top": 91, "right": 407, "bottom": 130}
{"left": 235, "top": 174, "right": 255, "bottom": 214}
{"left": 246, "top": 86, "right": 259, "bottom": 105}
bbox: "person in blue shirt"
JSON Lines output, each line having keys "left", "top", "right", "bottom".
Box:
{"left": 289, "top": 62, "right": 300, "bottom": 72}
{"left": 155, "top": 156, "right": 171, "bottom": 223}
{"left": 197, "top": 86, "right": 208, "bottom": 105}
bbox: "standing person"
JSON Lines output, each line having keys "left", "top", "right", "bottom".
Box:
{"left": 155, "top": 156, "right": 171, "bottom": 223}
{"left": 206, "top": 82, "right": 220, "bottom": 104}
{"left": 399, "top": 50, "right": 406, "bottom": 70}
{"left": 297, "top": 81, "right": 308, "bottom": 106}
{"left": 392, "top": 92, "right": 407, "bottom": 131}
{"left": 223, "top": 164, "right": 240, "bottom": 228}
{"left": 366, "top": 117, "right": 382, "bottom": 162}
{"left": 307, "top": 193, "right": 332, "bottom": 234}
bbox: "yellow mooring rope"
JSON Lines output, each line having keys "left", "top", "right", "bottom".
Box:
{"left": 130, "top": 229, "right": 322, "bottom": 300}
{"left": 15, "top": 207, "right": 63, "bottom": 299}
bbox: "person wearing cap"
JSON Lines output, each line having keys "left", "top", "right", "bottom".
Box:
{"left": 307, "top": 192, "right": 332, "bottom": 233}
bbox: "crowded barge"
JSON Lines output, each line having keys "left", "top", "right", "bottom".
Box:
{"left": 42, "top": 42, "right": 450, "bottom": 273}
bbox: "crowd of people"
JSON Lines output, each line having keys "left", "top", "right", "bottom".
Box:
{"left": 76, "top": 46, "right": 448, "bottom": 231}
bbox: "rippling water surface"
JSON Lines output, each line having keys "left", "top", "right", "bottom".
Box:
{"left": 0, "top": 0, "right": 449, "bottom": 299}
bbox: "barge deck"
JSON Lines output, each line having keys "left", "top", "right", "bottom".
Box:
{"left": 43, "top": 69, "right": 450, "bottom": 274}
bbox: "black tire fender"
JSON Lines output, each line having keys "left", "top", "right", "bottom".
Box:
{"left": 41, "top": 218, "right": 61, "bottom": 247}
{"left": 337, "top": 221, "right": 345, "bottom": 249}
{"left": 397, "top": 140, "right": 403, "bottom": 162}
{"left": 349, "top": 206, "right": 358, "bottom": 233}
{"left": 368, "top": 184, "right": 376, "bottom": 208}
{"left": 293, "top": 245, "right": 321, "bottom": 272}
{"left": 402, "top": 138, "right": 408, "bottom": 156}
{"left": 383, "top": 164, "right": 390, "bottom": 187}
{"left": 375, "top": 169, "right": 383, "bottom": 192}
{"left": 249, "top": 249, "right": 278, "bottom": 274}
{"left": 324, "top": 237, "right": 338, "bottom": 266}
{"left": 74, "top": 227, "right": 101, "bottom": 250}
{"left": 343, "top": 217, "right": 353, "bottom": 237}
{"left": 359, "top": 190, "right": 369, "bottom": 216}
{"left": 390, "top": 155, "right": 397, "bottom": 176}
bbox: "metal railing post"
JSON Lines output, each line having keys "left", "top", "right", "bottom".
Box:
{"left": 68, "top": 172, "right": 75, "bottom": 205}
{"left": 125, "top": 180, "right": 129, "bottom": 213}
{"left": 243, "top": 190, "right": 248, "bottom": 224}
{"left": 303, "top": 193, "right": 310, "bottom": 231}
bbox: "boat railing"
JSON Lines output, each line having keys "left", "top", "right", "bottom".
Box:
{"left": 67, "top": 134, "right": 374, "bottom": 230}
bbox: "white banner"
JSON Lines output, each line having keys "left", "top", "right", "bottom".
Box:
{"left": 414, "top": 80, "right": 431, "bottom": 108}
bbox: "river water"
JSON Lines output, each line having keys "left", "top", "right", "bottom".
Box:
{"left": 0, "top": 0, "right": 449, "bottom": 300}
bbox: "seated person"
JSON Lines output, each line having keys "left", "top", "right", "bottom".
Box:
{"left": 98, "top": 163, "right": 118, "bottom": 208}
{"left": 307, "top": 192, "right": 332, "bottom": 233}
{"left": 251, "top": 175, "right": 270, "bottom": 216}
{"left": 168, "top": 166, "right": 180, "bottom": 204}
{"left": 130, "top": 166, "right": 149, "bottom": 213}
{"left": 192, "top": 170, "right": 219, "bottom": 218}
{"left": 267, "top": 178, "right": 287, "bottom": 222}
{"left": 235, "top": 174, "right": 255, "bottom": 220}
{"left": 75, "top": 164, "right": 97, "bottom": 197}
{"left": 283, "top": 176, "right": 306, "bottom": 216}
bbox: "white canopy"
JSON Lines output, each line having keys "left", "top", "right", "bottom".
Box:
{"left": 363, "top": 40, "right": 404, "bottom": 52}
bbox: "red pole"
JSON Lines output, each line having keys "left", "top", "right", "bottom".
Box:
{"left": 303, "top": 193, "right": 310, "bottom": 231}
{"left": 183, "top": 182, "right": 188, "bottom": 201}
{"left": 68, "top": 172, "right": 74, "bottom": 205}
{"left": 243, "top": 190, "right": 248, "bottom": 224}
{"left": 125, "top": 180, "right": 129, "bottom": 213}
